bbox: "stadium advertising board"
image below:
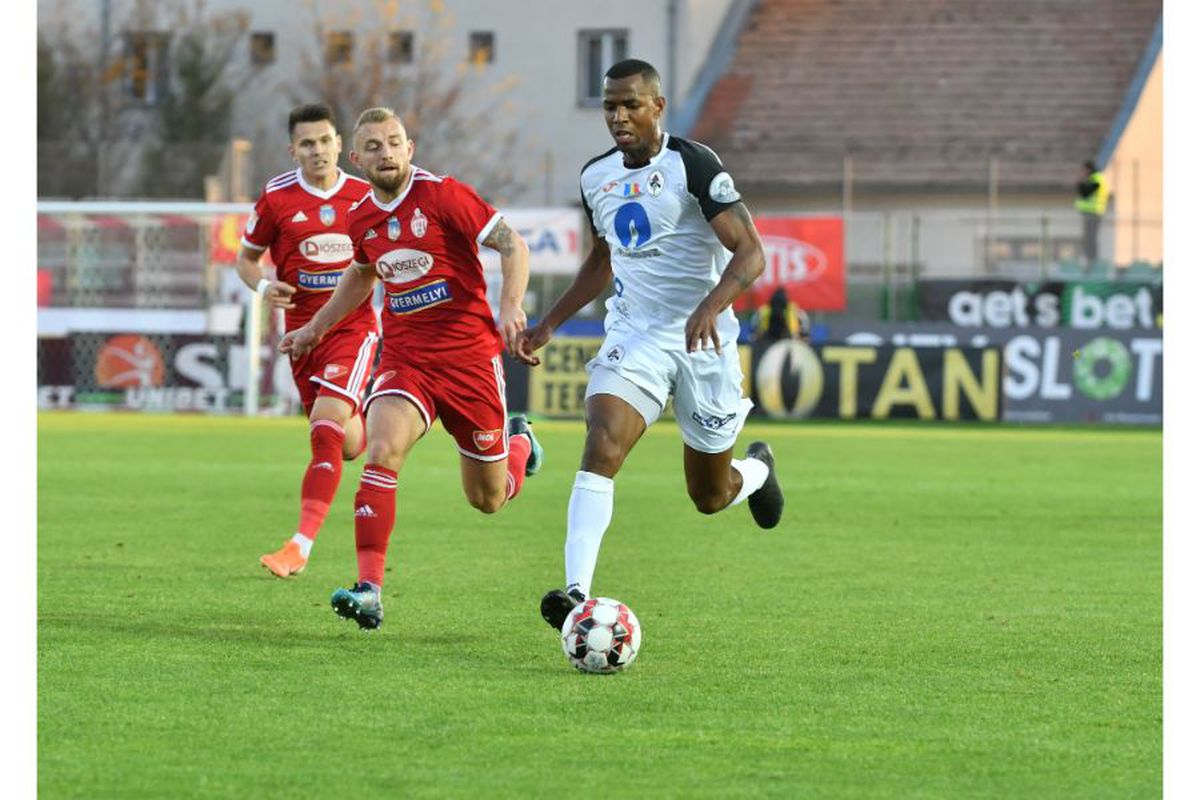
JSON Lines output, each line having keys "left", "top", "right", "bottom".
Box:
{"left": 38, "top": 331, "right": 298, "bottom": 413}
{"left": 524, "top": 337, "right": 604, "bottom": 417}
{"left": 476, "top": 208, "right": 583, "bottom": 275}
{"left": 750, "top": 340, "right": 1001, "bottom": 421}
{"left": 823, "top": 322, "right": 1162, "bottom": 425}
{"left": 916, "top": 280, "right": 1162, "bottom": 330}
{"left": 733, "top": 217, "right": 846, "bottom": 313}
{"left": 517, "top": 337, "right": 754, "bottom": 419}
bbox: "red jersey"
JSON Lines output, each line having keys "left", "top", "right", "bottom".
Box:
{"left": 242, "top": 168, "right": 377, "bottom": 334}
{"left": 347, "top": 166, "right": 503, "bottom": 366}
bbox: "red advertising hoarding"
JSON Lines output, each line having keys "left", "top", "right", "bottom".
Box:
{"left": 735, "top": 216, "right": 845, "bottom": 312}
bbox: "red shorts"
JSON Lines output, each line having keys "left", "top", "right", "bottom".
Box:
{"left": 290, "top": 326, "right": 380, "bottom": 415}
{"left": 364, "top": 354, "right": 509, "bottom": 461}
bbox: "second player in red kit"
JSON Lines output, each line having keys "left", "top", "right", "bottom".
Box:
{"left": 238, "top": 104, "right": 380, "bottom": 579}
{"left": 280, "top": 107, "right": 544, "bottom": 630}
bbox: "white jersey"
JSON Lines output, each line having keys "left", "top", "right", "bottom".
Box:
{"left": 580, "top": 132, "right": 743, "bottom": 351}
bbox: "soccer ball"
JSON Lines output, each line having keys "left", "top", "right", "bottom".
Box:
{"left": 561, "top": 597, "right": 642, "bottom": 674}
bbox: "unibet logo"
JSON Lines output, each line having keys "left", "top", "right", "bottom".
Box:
{"left": 376, "top": 248, "right": 435, "bottom": 285}
{"left": 95, "top": 335, "right": 165, "bottom": 388}
{"left": 299, "top": 233, "right": 354, "bottom": 264}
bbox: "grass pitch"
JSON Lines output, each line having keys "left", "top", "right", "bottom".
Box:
{"left": 38, "top": 413, "right": 1161, "bottom": 798}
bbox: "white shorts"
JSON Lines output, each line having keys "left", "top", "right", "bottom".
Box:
{"left": 584, "top": 326, "right": 753, "bottom": 454}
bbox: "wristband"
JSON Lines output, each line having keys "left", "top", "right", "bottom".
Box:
{"left": 255, "top": 278, "right": 272, "bottom": 295}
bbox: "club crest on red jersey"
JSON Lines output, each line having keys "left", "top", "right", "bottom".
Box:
{"left": 387, "top": 216, "right": 401, "bottom": 240}
{"left": 473, "top": 428, "right": 503, "bottom": 451}
{"left": 411, "top": 208, "right": 428, "bottom": 238}
{"left": 319, "top": 204, "right": 336, "bottom": 226}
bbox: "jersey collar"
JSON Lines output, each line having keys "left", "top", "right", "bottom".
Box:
{"left": 623, "top": 132, "right": 671, "bottom": 169}
{"left": 369, "top": 164, "right": 425, "bottom": 212}
{"left": 295, "top": 168, "right": 348, "bottom": 200}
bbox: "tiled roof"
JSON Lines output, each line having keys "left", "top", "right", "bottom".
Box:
{"left": 690, "top": 0, "right": 1161, "bottom": 192}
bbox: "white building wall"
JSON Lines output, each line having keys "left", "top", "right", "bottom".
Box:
{"left": 39, "top": 0, "right": 733, "bottom": 207}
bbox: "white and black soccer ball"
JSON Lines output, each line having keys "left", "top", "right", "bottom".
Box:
{"left": 560, "top": 597, "right": 642, "bottom": 674}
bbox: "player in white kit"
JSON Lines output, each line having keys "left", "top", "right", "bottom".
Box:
{"left": 515, "top": 59, "right": 786, "bottom": 630}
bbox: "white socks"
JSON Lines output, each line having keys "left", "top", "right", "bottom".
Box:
{"left": 564, "top": 470, "right": 614, "bottom": 598}
{"left": 291, "top": 532, "right": 314, "bottom": 558}
{"left": 728, "top": 458, "right": 769, "bottom": 507}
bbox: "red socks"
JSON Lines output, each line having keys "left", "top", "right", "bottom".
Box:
{"left": 354, "top": 464, "right": 398, "bottom": 588}
{"left": 296, "top": 419, "right": 346, "bottom": 540}
{"left": 505, "top": 434, "right": 531, "bottom": 501}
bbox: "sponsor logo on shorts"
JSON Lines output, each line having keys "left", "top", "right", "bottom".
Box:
{"left": 473, "top": 428, "right": 503, "bottom": 450}
{"left": 386, "top": 279, "right": 452, "bottom": 315}
{"left": 323, "top": 364, "right": 348, "bottom": 380}
{"left": 377, "top": 248, "right": 435, "bottom": 284}
{"left": 372, "top": 370, "right": 396, "bottom": 389}
{"left": 297, "top": 269, "right": 343, "bottom": 291}
{"left": 691, "top": 411, "right": 737, "bottom": 430}
{"left": 299, "top": 233, "right": 354, "bottom": 264}
{"left": 605, "top": 344, "right": 625, "bottom": 364}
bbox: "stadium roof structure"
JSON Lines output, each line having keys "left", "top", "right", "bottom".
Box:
{"left": 681, "top": 0, "right": 1162, "bottom": 193}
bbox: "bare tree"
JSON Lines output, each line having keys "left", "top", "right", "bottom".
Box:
{"left": 283, "top": 0, "right": 531, "bottom": 204}
{"left": 37, "top": 0, "right": 255, "bottom": 199}
{"left": 136, "top": 3, "right": 252, "bottom": 198}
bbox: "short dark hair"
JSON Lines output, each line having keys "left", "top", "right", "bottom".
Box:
{"left": 288, "top": 103, "right": 337, "bottom": 136}
{"left": 605, "top": 59, "right": 662, "bottom": 92}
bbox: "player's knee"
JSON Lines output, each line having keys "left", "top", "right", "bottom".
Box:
{"left": 341, "top": 430, "right": 366, "bottom": 461}
{"left": 582, "top": 430, "right": 626, "bottom": 475}
{"left": 366, "top": 439, "right": 401, "bottom": 469}
{"left": 688, "top": 488, "right": 728, "bottom": 515}
{"left": 467, "top": 488, "right": 506, "bottom": 514}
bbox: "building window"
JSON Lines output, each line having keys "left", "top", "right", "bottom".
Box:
{"left": 325, "top": 31, "right": 354, "bottom": 65}
{"left": 249, "top": 32, "right": 275, "bottom": 66}
{"left": 388, "top": 30, "right": 414, "bottom": 64}
{"left": 123, "top": 31, "right": 170, "bottom": 104}
{"left": 468, "top": 31, "right": 494, "bottom": 64}
{"left": 578, "top": 30, "right": 628, "bottom": 106}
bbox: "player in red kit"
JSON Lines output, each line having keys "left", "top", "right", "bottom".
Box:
{"left": 237, "top": 104, "right": 380, "bottom": 578}
{"left": 280, "top": 107, "right": 544, "bottom": 630}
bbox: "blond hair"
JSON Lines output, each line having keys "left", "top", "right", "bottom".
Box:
{"left": 353, "top": 107, "right": 401, "bottom": 136}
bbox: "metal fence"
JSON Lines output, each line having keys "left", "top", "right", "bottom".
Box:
{"left": 36, "top": 202, "right": 1162, "bottom": 319}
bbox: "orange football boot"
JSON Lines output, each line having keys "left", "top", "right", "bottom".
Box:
{"left": 260, "top": 540, "right": 308, "bottom": 578}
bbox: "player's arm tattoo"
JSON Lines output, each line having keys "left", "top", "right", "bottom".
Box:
{"left": 483, "top": 218, "right": 516, "bottom": 257}
{"left": 729, "top": 203, "right": 758, "bottom": 289}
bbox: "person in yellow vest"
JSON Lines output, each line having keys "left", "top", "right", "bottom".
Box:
{"left": 1075, "top": 159, "right": 1110, "bottom": 270}
{"left": 752, "top": 287, "right": 810, "bottom": 343}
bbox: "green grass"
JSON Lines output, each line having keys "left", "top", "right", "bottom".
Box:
{"left": 38, "top": 413, "right": 1161, "bottom": 798}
